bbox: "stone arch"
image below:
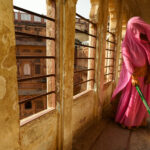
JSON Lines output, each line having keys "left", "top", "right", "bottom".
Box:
{"left": 90, "top": 0, "right": 100, "bottom": 23}
{"left": 108, "top": 0, "right": 117, "bottom": 32}
{"left": 121, "top": 12, "right": 127, "bottom": 40}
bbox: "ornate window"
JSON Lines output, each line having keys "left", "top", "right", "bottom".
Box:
{"left": 21, "top": 13, "right": 31, "bottom": 21}
{"left": 34, "top": 16, "right": 41, "bottom": 22}
{"left": 23, "top": 64, "right": 31, "bottom": 75}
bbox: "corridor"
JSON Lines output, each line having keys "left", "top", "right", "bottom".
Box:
{"left": 1, "top": 0, "right": 150, "bottom": 150}
{"left": 73, "top": 118, "right": 150, "bottom": 150}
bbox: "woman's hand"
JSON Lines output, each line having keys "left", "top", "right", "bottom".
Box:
{"left": 132, "top": 75, "right": 139, "bottom": 86}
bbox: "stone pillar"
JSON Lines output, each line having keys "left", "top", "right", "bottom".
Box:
{"left": 108, "top": 5, "right": 117, "bottom": 82}
{"left": 121, "top": 13, "right": 127, "bottom": 39}
{"left": 55, "top": 0, "right": 77, "bottom": 149}
{"left": 117, "top": 12, "right": 127, "bottom": 78}
{"left": 0, "top": 0, "right": 20, "bottom": 149}
{"left": 87, "top": 23, "right": 96, "bottom": 90}
{"left": 112, "top": 0, "right": 124, "bottom": 88}
{"left": 92, "top": 0, "right": 109, "bottom": 121}
{"left": 46, "top": 0, "right": 56, "bottom": 108}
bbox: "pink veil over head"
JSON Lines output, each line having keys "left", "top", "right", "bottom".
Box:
{"left": 112, "top": 17, "right": 150, "bottom": 100}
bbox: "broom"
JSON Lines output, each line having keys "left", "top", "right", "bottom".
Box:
{"left": 135, "top": 85, "right": 150, "bottom": 114}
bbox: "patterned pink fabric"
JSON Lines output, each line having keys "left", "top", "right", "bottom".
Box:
{"left": 111, "top": 17, "right": 150, "bottom": 127}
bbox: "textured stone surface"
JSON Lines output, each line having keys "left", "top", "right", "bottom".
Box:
{"left": 0, "top": 76, "right": 6, "bottom": 99}
{"left": 73, "top": 119, "right": 150, "bottom": 150}
{"left": 91, "top": 121, "right": 130, "bottom": 150}
{"left": 129, "top": 129, "right": 150, "bottom": 150}
{"left": 0, "top": 0, "right": 148, "bottom": 150}
{"left": 0, "top": 0, "right": 20, "bottom": 150}
{"left": 129, "top": 118, "right": 150, "bottom": 150}
{"left": 72, "top": 119, "right": 109, "bottom": 150}
{"left": 20, "top": 111, "right": 57, "bottom": 150}
{"left": 72, "top": 90, "right": 95, "bottom": 137}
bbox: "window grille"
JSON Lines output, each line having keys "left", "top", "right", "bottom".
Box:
{"left": 74, "top": 13, "right": 96, "bottom": 95}
{"left": 14, "top": 12, "right": 18, "bottom": 20}
{"left": 14, "top": 5, "right": 56, "bottom": 119}
{"left": 34, "top": 16, "right": 42, "bottom": 22}
{"left": 118, "top": 43, "right": 123, "bottom": 78}
{"left": 21, "top": 13, "right": 31, "bottom": 21}
{"left": 104, "top": 31, "right": 116, "bottom": 83}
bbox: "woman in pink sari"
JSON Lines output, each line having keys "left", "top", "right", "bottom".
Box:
{"left": 112, "top": 17, "right": 150, "bottom": 128}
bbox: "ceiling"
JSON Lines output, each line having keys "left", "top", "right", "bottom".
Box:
{"left": 136, "top": 0, "right": 150, "bottom": 23}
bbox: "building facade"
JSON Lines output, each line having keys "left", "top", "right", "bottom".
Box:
{"left": 15, "top": 11, "right": 89, "bottom": 118}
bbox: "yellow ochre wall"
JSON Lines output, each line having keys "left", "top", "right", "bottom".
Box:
{"left": 0, "top": 1, "right": 20, "bottom": 150}
{"left": 0, "top": 0, "right": 142, "bottom": 150}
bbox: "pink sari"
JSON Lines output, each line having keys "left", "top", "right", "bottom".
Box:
{"left": 112, "top": 17, "right": 150, "bottom": 127}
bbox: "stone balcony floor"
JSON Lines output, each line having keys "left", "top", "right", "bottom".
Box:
{"left": 73, "top": 118, "right": 150, "bottom": 150}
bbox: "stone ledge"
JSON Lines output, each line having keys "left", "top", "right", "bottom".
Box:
{"left": 20, "top": 107, "right": 56, "bottom": 126}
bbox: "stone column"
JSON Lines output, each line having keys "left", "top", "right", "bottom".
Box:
{"left": 108, "top": 5, "right": 117, "bottom": 82}
{"left": 112, "top": 0, "right": 124, "bottom": 88}
{"left": 0, "top": 0, "right": 20, "bottom": 149}
{"left": 117, "top": 12, "right": 127, "bottom": 78}
{"left": 93, "top": 0, "right": 109, "bottom": 121}
{"left": 46, "top": 0, "right": 56, "bottom": 108}
{"left": 87, "top": 0, "right": 100, "bottom": 90}
{"left": 87, "top": 23, "right": 96, "bottom": 90}
{"left": 55, "top": 0, "right": 77, "bottom": 149}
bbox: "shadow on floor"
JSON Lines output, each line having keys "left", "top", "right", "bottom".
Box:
{"left": 72, "top": 118, "right": 150, "bottom": 150}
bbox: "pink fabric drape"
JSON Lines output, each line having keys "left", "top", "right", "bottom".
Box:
{"left": 111, "top": 17, "right": 150, "bottom": 127}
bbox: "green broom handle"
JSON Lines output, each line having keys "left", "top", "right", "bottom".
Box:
{"left": 135, "top": 85, "right": 150, "bottom": 115}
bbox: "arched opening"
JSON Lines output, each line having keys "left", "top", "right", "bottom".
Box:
{"left": 13, "top": 0, "right": 56, "bottom": 119}
{"left": 118, "top": 13, "right": 127, "bottom": 78}
{"left": 104, "top": 1, "right": 117, "bottom": 83}
{"left": 74, "top": 0, "right": 96, "bottom": 95}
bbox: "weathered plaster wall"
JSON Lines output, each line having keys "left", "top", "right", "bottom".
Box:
{"left": 57, "top": 0, "right": 77, "bottom": 149}
{"left": 102, "top": 83, "right": 113, "bottom": 118}
{"left": 101, "top": 0, "right": 142, "bottom": 119}
{"left": 72, "top": 90, "right": 95, "bottom": 137}
{"left": 112, "top": 0, "right": 123, "bottom": 87}
{"left": 124, "top": 0, "right": 141, "bottom": 19}
{"left": 103, "top": 83, "right": 113, "bottom": 103}
{"left": 20, "top": 0, "right": 97, "bottom": 150}
{"left": 0, "top": 0, "right": 20, "bottom": 149}
{"left": 20, "top": 110, "right": 57, "bottom": 150}
{"left": 94, "top": 0, "right": 109, "bottom": 121}
{"left": 0, "top": 0, "right": 144, "bottom": 150}
{"left": 20, "top": 91, "right": 96, "bottom": 150}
